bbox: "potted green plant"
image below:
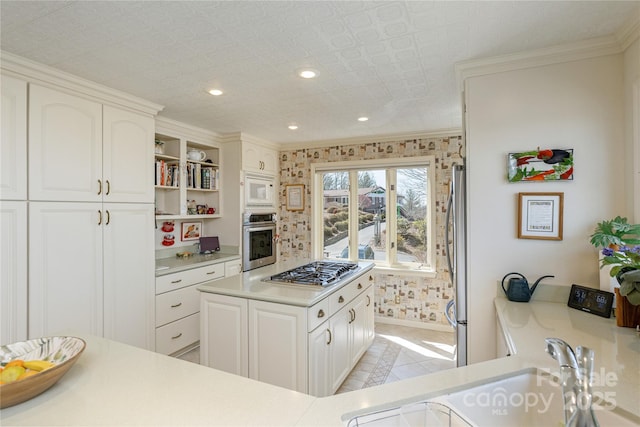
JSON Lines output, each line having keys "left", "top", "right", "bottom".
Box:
{"left": 590, "top": 216, "right": 640, "bottom": 327}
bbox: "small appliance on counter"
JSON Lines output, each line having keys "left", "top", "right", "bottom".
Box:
{"left": 199, "top": 236, "right": 220, "bottom": 254}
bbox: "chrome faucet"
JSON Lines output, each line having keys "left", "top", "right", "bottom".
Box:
{"left": 545, "top": 338, "right": 599, "bottom": 427}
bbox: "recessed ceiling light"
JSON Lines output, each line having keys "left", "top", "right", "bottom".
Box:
{"left": 208, "top": 89, "right": 223, "bottom": 96}
{"left": 358, "top": 117, "right": 369, "bottom": 122}
{"left": 298, "top": 69, "right": 317, "bottom": 79}
{"left": 288, "top": 125, "right": 299, "bottom": 130}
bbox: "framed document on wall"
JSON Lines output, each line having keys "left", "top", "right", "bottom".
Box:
{"left": 286, "top": 184, "right": 304, "bottom": 211}
{"left": 517, "top": 192, "right": 563, "bottom": 240}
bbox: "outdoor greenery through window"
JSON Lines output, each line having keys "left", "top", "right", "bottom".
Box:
{"left": 312, "top": 157, "right": 435, "bottom": 270}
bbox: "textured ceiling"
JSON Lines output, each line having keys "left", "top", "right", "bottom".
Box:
{"left": 1, "top": 1, "right": 638, "bottom": 144}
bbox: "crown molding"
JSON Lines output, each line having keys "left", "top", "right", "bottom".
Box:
{"left": 454, "top": 34, "right": 627, "bottom": 90}
{"left": 0, "top": 51, "right": 163, "bottom": 116}
{"left": 218, "top": 131, "right": 279, "bottom": 150}
{"left": 616, "top": 15, "right": 640, "bottom": 51}
{"left": 280, "top": 128, "right": 462, "bottom": 151}
{"left": 155, "top": 116, "right": 223, "bottom": 145}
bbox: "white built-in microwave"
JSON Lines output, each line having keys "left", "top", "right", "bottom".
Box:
{"left": 245, "top": 174, "right": 275, "bottom": 207}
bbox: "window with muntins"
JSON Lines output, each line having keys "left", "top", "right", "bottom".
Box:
{"left": 312, "top": 156, "right": 436, "bottom": 271}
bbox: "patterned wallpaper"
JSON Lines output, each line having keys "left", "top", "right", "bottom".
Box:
{"left": 278, "top": 135, "right": 464, "bottom": 327}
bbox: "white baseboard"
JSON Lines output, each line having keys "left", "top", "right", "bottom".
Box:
{"left": 375, "top": 316, "right": 455, "bottom": 333}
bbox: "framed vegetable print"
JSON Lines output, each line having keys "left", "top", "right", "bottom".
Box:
{"left": 508, "top": 149, "right": 573, "bottom": 182}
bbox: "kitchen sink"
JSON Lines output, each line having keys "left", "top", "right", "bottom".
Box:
{"left": 345, "top": 369, "right": 639, "bottom": 426}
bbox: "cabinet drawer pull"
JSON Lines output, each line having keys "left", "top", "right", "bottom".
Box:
{"left": 357, "top": 283, "right": 362, "bottom": 289}
{"left": 206, "top": 271, "right": 217, "bottom": 275}
{"left": 105, "top": 180, "right": 111, "bottom": 195}
{"left": 317, "top": 309, "right": 325, "bottom": 318}
{"left": 349, "top": 309, "right": 355, "bottom": 323}
{"left": 366, "top": 295, "right": 371, "bottom": 307}
{"left": 171, "top": 279, "right": 182, "bottom": 284}
{"left": 171, "top": 333, "right": 183, "bottom": 340}
{"left": 97, "top": 210, "right": 102, "bottom": 225}
{"left": 326, "top": 329, "right": 332, "bottom": 345}
{"left": 105, "top": 210, "right": 110, "bottom": 225}
{"left": 98, "top": 179, "right": 102, "bottom": 195}
{"left": 338, "top": 296, "right": 344, "bottom": 303}
{"left": 170, "top": 302, "right": 182, "bottom": 308}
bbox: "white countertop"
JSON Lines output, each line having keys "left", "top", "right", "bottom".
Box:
{"left": 3, "top": 292, "right": 638, "bottom": 426}
{"left": 197, "top": 260, "right": 375, "bottom": 307}
{"left": 155, "top": 252, "right": 240, "bottom": 276}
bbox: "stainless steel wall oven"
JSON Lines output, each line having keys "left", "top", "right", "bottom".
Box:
{"left": 242, "top": 212, "right": 277, "bottom": 271}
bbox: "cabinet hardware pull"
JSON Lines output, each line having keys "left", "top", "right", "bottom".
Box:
{"left": 105, "top": 210, "right": 110, "bottom": 225}
{"left": 349, "top": 309, "right": 355, "bottom": 324}
{"left": 97, "top": 210, "right": 102, "bottom": 225}
{"left": 338, "top": 296, "right": 344, "bottom": 303}
{"left": 171, "top": 333, "right": 183, "bottom": 340}
{"left": 206, "top": 271, "right": 217, "bottom": 275}
{"left": 171, "top": 279, "right": 182, "bottom": 284}
{"left": 326, "top": 329, "right": 332, "bottom": 345}
{"left": 357, "top": 283, "right": 362, "bottom": 289}
{"left": 369, "top": 275, "right": 373, "bottom": 281}
{"left": 317, "top": 309, "right": 325, "bottom": 318}
{"left": 171, "top": 302, "right": 182, "bottom": 308}
{"left": 106, "top": 180, "right": 111, "bottom": 195}
{"left": 366, "top": 295, "right": 371, "bottom": 306}
{"left": 98, "top": 179, "right": 102, "bottom": 195}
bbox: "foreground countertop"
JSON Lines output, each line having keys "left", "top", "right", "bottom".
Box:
{"left": 197, "top": 260, "right": 375, "bottom": 307}
{"left": 2, "top": 294, "right": 638, "bottom": 426}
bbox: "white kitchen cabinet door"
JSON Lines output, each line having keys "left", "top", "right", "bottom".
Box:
{"left": 364, "top": 286, "right": 375, "bottom": 346}
{"left": 29, "top": 202, "right": 103, "bottom": 338}
{"left": 308, "top": 323, "right": 331, "bottom": 397}
{"left": 200, "top": 293, "right": 248, "bottom": 376}
{"left": 103, "top": 106, "right": 154, "bottom": 203}
{"left": 248, "top": 300, "right": 307, "bottom": 393}
{"left": 103, "top": 203, "right": 155, "bottom": 350}
{"left": 29, "top": 84, "right": 103, "bottom": 202}
{"left": 242, "top": 142, "right": 278, "bottom": 175}
{"left": 329, "top": 306, "right": 352, "bottom": 393}
{"left": 0, "top": 201, "right": 27, "bottom": 344}
{"left": 0, "top": 75, "right": 27, "bottom": 201}
{"left": 350, "top": 294, "right": 368, "bottom": 367}
{"left": 224, "top": 259, "right": 242, "bottom": 277}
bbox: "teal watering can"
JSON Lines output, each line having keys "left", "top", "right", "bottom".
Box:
{"left": 501, "top": 272, "right": 554, "bottom": 303}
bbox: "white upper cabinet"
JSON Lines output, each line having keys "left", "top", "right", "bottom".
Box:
{"left": 29, "top": 84, "right": 103, "bottom": 202}
{"left": 29, "top": 84, "right": 154, "bottom": 203}
{"left": 242, "top": 141, "right": 278, "bottom": 175}
{"left": 103, "top": 106, "right": 155, "bottom": 203}
{"left": 1, "top": 75, "right": 27, "bottom": 200}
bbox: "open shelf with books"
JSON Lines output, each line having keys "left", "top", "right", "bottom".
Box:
{"left": 153, "top": 127, "right": 222, "bottom": 221}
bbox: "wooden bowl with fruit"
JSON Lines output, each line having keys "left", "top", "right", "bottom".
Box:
{"left": 0, "top": 336, "right": 86, "bottom": 408}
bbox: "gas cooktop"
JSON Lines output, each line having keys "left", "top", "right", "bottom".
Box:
{"left": 265, "top": 261, "right": 359, "bottom": 287}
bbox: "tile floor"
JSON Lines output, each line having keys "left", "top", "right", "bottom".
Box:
{"left": 336, "top": 322, "right": 456, "bottom": 393}
{"left": 178, "top": 322, "right": 456, "bottom": 395}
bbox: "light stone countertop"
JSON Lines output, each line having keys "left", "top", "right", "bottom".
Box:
{"left": 2, "top": 288, "right": 638, "bottom": 426}
{"left": 155, "top": 251, "right": 240, "bottom": 276}
{"left": 197, "top": 260, "right": 375, "bottom": 307}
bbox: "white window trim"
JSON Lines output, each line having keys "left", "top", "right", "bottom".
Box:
{"left": 311, "top": 156, "right": 436, "bottom": 273}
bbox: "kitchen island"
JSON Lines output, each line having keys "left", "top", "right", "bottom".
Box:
{"left": 197, "top": 260, "right": 376, "bottom": 396}
{"left": 2, "top": 289, "right": 638, "bottom": 426}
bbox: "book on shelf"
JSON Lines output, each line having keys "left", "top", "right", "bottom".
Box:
{"left": 155, "top": 160, "right": 179, "bottom": 187}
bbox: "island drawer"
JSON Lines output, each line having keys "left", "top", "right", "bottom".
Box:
{"left": 156, "top": 312, "right": 200, "bottom": 355}
{"left": 328, "top": 278, "right": 369, "bottom": 315}
{"left": 156, "top": 284, "right": 200, "bottom": 327}
{"left": 307, "top": 298, "right": 330, "bottom": 332}
{"left": 156, "top": 264, "right": 225, "bottom": 294}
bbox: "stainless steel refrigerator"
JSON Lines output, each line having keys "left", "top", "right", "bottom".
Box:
{"left": 445, "top": 163, "right": 467, "bottom": 367}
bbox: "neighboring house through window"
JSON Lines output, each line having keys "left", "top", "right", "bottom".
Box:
{"left": 311, "top": 156, "right": 436, "bottom": 270}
